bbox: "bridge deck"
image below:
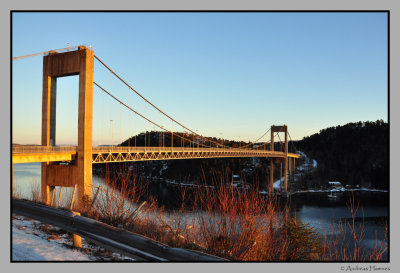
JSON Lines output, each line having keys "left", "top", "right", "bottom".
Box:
{"left": 12, "top": 145, "right": 300, "bottom": 164}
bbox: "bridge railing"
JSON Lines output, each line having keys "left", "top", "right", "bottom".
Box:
{"left": 93, "top": 146, "right": 232, "bottom": 153}
{"left": 93, "top": 146, "right": 259, "bottom": 151}
{"left": 12, "top": 145, "right": 78, "bottom": 154}
{"left": 92, "top": 146, "right": 285, "bottom": 154}
{"left": 12, "top": 145, "right": 298, "bottom": 157}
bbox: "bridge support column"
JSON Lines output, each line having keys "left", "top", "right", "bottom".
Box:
{"left": 270, "top": 128, "right": 274, "bottom": 194}
{"left": 293, "top": 158, "right": 295, "bottom": 173}
{"left": 271, "top": 125, "right": 289, "bottom": 195}
{"left": 41, "top": 169, "right": 56, "bottom": 206}
{"left": 292, "top": 158, "right": 295, "bottom": 184}
{"left": 284, "top": 157, "right": 288, "bottom": 194}
{"left": 288, "top": 157, "right": 292, "bottom": 183}
{"left": 284, "top": 125, "right": 289, "bottom": 195}
{"left": 41, "top": 46, "right": 94, "bottom": 209}
{"left": 270, "top": 160, "right": 274, "bottom": 194}
{"left": 280, "top": 160, "right": 283, "bottom": 192}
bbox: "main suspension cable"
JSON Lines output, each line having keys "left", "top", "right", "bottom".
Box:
{"left": 94, "top": 55, "right": 291, "bottom": 151}
{"left": 288, "top": 131, "right": 297, "bottom": 153}
{"left": 94, "top": 55, "right": 229, "bottom": 149}
{"left": 12, "top": 46, "right": 81, "bottom": 60}
{"left": 94, "top": 81, "right": 215, "bottom": 148}
{"left": 240, "top": 127, "right": 272, "bottom": 149}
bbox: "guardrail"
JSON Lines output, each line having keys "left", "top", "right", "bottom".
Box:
{"left": 12, "top": 198, "right": 226, "bottom": 261}
{"left": 12, "top": 145, "right": 300, "bottom": 158}
{"left": 12, "top": 145, "right": 77, "bottom": 153}
{"left": 92, "top": 146, "right": 289, "bottom": 154}
{"left": 93, "top": 146, "right": 246, "bottom": 152}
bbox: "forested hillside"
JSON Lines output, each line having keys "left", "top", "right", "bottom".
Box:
{"left": 102, "top": 132, "right": 270, "bottom": 187}
{"left": 97, "top": 120, "right": 389, "bottom": 190}
{"left": 295, "top": 120, "right": 389, "bottom": 189}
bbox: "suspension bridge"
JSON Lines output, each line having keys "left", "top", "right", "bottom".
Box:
{"left": 12, "top": 45, "right": 300, "bottom": 208}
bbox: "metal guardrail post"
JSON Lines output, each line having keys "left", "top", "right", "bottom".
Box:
{"left": 70, "top": 184, "right": 77, "bottom": 210}
{"left": 72, "top": 211, "right": 82, "bottom": 248}
{"left": 57, "top": 186, "right": 63, "bottom": 208}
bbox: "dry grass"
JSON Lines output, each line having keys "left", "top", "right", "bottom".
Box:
{"left": 181, "top": 176, "right": 327, "bottom": 261}
{"left": 30, "top": 182, "right": 41, "bottom": 203}
{"left": 87, "top": 165, "right": 155, "bottom": 229}
{"left": 23, "top": 165, "right": 387, "bottom": 262}
{"left": 83, "top": 168, "right": 326, "bottom": 261}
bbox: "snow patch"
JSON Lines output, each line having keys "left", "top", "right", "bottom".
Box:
{"left": 295, "top": 151, "right": 317, "bottom": 171}
{"left": 273, "top": 177, "right": 286, "bottom": 189}
{"left": 297, "top": 151, "right": 307, "bottom": 158}
{"left": 12, "top": 216, "right": 91, "bottom": 261}
{"left": 12, "top": 215, "right": 135, "bottom": 261}
{"left": 159, "top": 163, "right": 168, "bottom": 176}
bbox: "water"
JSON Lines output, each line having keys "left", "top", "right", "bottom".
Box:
{"left": 13, "top": 163, "right": 41, "bottom": 199}
{"left": 288, "top": 192, "right": 388, "bottom": 259}
{"left": 12, "top": 163, "right": 389, "bottom": 260}
{"left": 12, "top": 163, "right": 108, "bottom": 206}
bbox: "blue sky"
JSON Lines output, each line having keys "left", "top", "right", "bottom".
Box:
{"left": 12, "top": 12, "right": 388, "bottom": 146}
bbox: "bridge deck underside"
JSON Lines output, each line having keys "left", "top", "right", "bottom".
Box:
{"left": 12, "top": 146, "right": 300, "bottom": 163}
{"left": 12, "top": 152, "right": 75, "bottom": 164}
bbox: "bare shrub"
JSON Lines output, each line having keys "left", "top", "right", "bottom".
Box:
{"left": 86, "top": 165, "right": 387, "bottom": 262}
{"left": 88, "top": 165, "right": 148, "bottom": 228}
{"left": 320, "top": 193, "right": 388, "bottom": 261}
{"left": 30, "top": 180, "right": 41, "bottom": 203}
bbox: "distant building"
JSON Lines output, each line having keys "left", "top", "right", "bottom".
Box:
{"left": 232, "top": 174, "right": 241, "bottom": 186}
{"left": 328, "top": 181, "right": 342, "bottom": 189}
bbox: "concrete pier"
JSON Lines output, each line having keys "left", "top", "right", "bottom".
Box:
{"left": 41, "top": 46, "right": 94, "bottom": 209}
{"left": 270, "top": 125, "right": 291, "bottom": 195}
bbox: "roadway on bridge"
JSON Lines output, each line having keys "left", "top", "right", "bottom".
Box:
{"left": 12, "top": 145, "right": 300, "bottom": 164}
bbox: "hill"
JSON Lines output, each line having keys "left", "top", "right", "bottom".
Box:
{"left": 96, "top": 131, "right": 271, "bottom": 189}
{"left": 295, "top": 120, "right": 389, "bottom": 190}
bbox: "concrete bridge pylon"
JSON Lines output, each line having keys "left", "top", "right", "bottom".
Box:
{"left": 269, "top": 125, "right": 293, "bottom": 195}
{"left": 41, "top": 46, "right": 94, "bottom": 209}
